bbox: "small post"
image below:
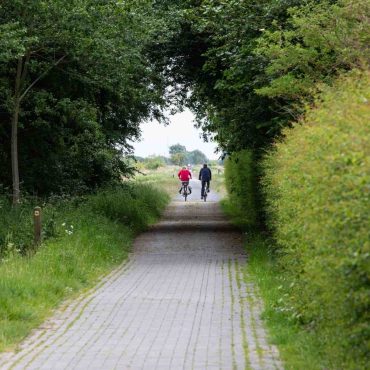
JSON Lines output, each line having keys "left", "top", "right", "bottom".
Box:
{"left": 34, "top": 206, "right": 42, "bottom": 245}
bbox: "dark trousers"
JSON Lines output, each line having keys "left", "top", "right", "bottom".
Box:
{"left": 201, "top": 180, "right": 210, "bottom": 196}
{"left": 180, "top": 181, "right": 191, "bottom": 193}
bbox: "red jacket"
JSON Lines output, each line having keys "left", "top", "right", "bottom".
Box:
{"left": 178, "top": 169, "right": 192, "bottom": 181}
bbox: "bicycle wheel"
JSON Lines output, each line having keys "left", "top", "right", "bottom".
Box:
{"left": 184, "top": 185, "right": 188, "bottom": 201}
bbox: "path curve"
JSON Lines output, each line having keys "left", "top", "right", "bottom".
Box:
{"left": 0, "top": 180, "right": 282, "bottom": 370}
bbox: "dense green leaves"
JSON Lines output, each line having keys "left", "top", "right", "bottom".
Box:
{"left": 263, "top": 71, "right": 370, "bottom": 368}
{"left": 255, "top": 0, "right": 370, "bottom": 100}
{"left": 148, "top": 0, "right": 369, "bottom": 154}
{"left": 1, "top": 0, "right": 368, "bottom": 195}
{"left": 147, "top": 0, "right": 301, "bottom": 153}
{"left": 0, "top": 0, "right": 167, "bottom": 196}
{"left": 223, "top": 150, "right": 259, "bottom": 229}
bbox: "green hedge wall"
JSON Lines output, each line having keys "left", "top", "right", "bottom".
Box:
{"left": 263, "top": 71, "right": 370, "bottom": 368}
{"left": 224, "top": 150, "right": 258, "bottom": 229}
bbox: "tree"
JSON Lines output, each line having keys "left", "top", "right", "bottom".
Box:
{"left": 255, "top": 0, "right": 370, "bottom": 102}
{"left": 148, "top": 0, "right": 369, "bottom": 155}
{"left": 171, "top": 152, "right": 186, "bottom": 166}
{"left": 0, "top": 0, "right": 167, "bottom": 199}
{"left": 148, "top": 0, "right": 319, "bottom": 153}
{"left": 187, "top": 149, "right": 208, "bottom": 164}
{"left": 0, "top": 1, "right": 76, "bottom": 203}
{"left": 169, "top": 144, "right": 186, "bottom": 155}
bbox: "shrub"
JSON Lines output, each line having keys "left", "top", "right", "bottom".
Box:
{"left": 223, "top": 150, "right": 258, "bottom": 229}
{"left": 88, "top": 184, "right": 169, "bottom": 231}
{"left": 263, "top": 71, "right": 370, "bottom": 368}
{"left": 0, "top": 195, "right": 62, "bottom": 257}
{"left": 144, "top": 156, "right": 166, "bottom": 170}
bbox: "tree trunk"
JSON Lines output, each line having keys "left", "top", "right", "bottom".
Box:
{"left": 11, "top": 58, "right": 23, "bottom": 205}
{"left": 10, "top": 53, "right": 65, "bottom": 205}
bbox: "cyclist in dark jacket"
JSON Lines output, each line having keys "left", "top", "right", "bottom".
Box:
{"left": 199, "top": 164, "right": 212, "bottom": 199}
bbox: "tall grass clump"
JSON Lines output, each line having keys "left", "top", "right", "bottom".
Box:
{"left": 223, "top": 150, "right": 259, "bottom": 229}
{"left": 0, "top": 183, "right": 169, "bottom": 351}
{"left": 88, "top": 184, "right": 169, "bottom": 231}
{"left": 263, "top": 71, "right": 370, "bottom": 368}
{"left": 0, "top": 194, "right": 67, "bottom": 257}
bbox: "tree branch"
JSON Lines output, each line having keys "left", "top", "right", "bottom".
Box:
{"left": 20, "top": 51, "right": 31, "bottom": 88}
{"left": 19, "top": 55, "right": 67, "bottom": 102}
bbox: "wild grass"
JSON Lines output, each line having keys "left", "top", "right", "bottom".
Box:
{"left": 222, "top": 199, "right": 327, "bottom": 369}
{"left": 0, "top": 184, "right": 169, "bottom": 351}
{"left": 244, "top": 234, "right": 327, "bottom": 370}
{"left": 134, "top": 166, "right": 179, "bottom": 195}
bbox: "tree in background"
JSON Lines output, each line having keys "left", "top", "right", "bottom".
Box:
{"left": 169, "top": 144, "right": 208, "bottom": 165}
{"left": 171, "top": 152, "right": 187, "bottom": 166}
{"left": 187, "top": 149, "right": 208, "bottom": 165}
{"left": 169, "top": 144, "right": 186, "bottom": 156}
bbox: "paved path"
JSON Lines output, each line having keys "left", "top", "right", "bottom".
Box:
{"left": 0, "top": 180, "right": 282, "bottom": 370}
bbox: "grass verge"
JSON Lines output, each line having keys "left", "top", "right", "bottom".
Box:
{"left": 244, "top": 234, "right": 327, "bottom": 370}
{"left": 0, "top": 184, "right": 169, "bottom": 352}
{"left": 222, "top": 200, "right": 327, "bottom": 370}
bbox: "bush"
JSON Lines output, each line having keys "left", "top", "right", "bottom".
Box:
{"left": 88, "top": 184, "right": 169, "bottom": 231}
{"left": 0, "top": 184, "right": 169, "bottom": 259}
{"left": 143, "top": 156, "right": 166, "bottom": 170}
{"left": 263, "top": 71, "right": 370, "bottom": 368}
{"left": 223, "top": 150, "right": 258, "bottom": 229}
{"left": 0, "top": 195, "right": 63, "bottom": 257}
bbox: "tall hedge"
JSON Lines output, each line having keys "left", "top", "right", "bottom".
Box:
{"left": 263, "top": 71, "right": 370, "bottom": 368}
{"left": 224, "top": 150, "right": 258, "bottom": 229}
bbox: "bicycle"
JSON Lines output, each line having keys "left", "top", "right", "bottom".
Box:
{"left": 201, "top": 182, "right": 209, "bottom": 202}
{"left": 181, "top": 181, "right": 191, "bottom": 201}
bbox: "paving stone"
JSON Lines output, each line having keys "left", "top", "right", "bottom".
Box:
{"left": 0, "top": 181, "right": 282, "bottom": 370}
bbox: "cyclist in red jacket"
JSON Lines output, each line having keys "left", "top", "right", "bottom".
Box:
{"left": 178, "top": 166, "right": 192, "bottom": 195}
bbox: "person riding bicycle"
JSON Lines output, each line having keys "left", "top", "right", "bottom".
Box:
{"left": 199, "top": 163, "right": 212, "bottom": 199}
{"left": 178, "top": 166, "right": 192, "bottom": 195}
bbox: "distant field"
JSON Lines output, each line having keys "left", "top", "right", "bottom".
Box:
{"left": 134, "top": 165, "right": 225, "bottom": 198}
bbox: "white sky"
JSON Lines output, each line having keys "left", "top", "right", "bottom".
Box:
{"left": 132, "top": 109, "right": 219, "bottom": 160}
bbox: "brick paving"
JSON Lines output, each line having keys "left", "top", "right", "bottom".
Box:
{"left": 0, "top": 181, "right": 282, "bottom": 370}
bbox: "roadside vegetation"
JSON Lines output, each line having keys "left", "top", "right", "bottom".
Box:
{"left": 262, "top": 72, "right": 369, "bottom": 369}
{"left": 0, "top": 185, "right": 169, "bottom": 351}
{"left": 134, "top": 166, "right": 179, "bottom": 195}
{"left": 222, "top": 150, "right": 259, "bottom": 229}
{"left": 1, "top": 0, "right": 369, "bottom": 367}
{"left": 222, "top": 151, "right": 327, "bottom": 368}
{"left": 223, "top": 72, "right": 369, "bottom": 369}
{"left": 147, "top": 1, "right": 368, "bottom": 368}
